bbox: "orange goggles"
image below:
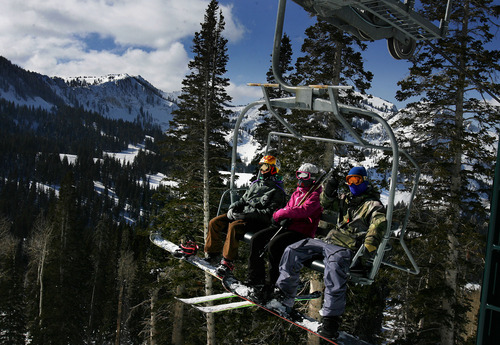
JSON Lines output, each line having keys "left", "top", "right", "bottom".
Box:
{"left": 346, "top": 175, "right": 364, "bottom": 186}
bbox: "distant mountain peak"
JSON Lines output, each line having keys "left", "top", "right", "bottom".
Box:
{"left": 62, "top": 73, "right": 131, "bottom": 87}
{"left": 0, "top": 57, "right": 178, "bottom": 131}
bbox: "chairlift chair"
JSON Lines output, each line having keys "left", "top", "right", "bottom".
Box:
{"left": 224, "top": 0, "right": 426, "bottom": 285}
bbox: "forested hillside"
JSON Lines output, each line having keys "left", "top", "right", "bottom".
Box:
{"left": 0, "top": 96, "right": 170, "bottom": 344}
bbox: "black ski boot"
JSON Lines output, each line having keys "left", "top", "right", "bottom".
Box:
{"left": 317, "top": 315, "right": 341, "bottom": 340}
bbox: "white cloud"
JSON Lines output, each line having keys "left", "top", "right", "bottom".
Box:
{"left": 0, "top": 0, "right": 248, "bottom": 101}
{"left": 227, "top": 82, "right": 263, "bottom": 106}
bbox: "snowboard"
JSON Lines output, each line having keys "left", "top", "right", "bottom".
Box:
{"left": 222, "top": 276, "right": 371, "bottom": 345}
{"left": 150, "top": 232, "right": 221, "bottom": 280}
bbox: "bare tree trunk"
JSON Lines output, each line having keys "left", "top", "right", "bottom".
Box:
{"left": 172, "top": 285, "right": 185, "bottom": 345}
{"left": 150, "top": 285, "right": 159, "bottom": 345}
{"left": 115, "top": 281, "right": 124, "bottom": 345}
{"left": 307, "top": 276, "right": 324, "bottom": 345}
{"left": 205, "top": 274, "right": 216, "bottom": 345}
{"left": 115, "top": 249, "right": 137, "bottom": 345}
{"left": 203, "top": 60, "right": 216, "bottom": 345}
{"left": 25, "top": 214, "right": 53, "bottom": 324}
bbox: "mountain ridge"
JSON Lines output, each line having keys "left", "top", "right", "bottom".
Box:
{"left": 0, "top": 55, "right": 398, "bottom": 133}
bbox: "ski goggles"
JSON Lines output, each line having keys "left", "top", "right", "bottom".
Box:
{"left": 346, "top": 174, "right": 364, "bottom": 186}
{"left": 296, "top": 171, "right": 312, "bottom": 180}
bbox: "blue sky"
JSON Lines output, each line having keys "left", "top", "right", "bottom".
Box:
{"left": 0, "top": 0, "right": 496, "bottom": 109}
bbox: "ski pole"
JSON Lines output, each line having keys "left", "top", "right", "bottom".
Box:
{"left": 259, "top": 224, "right": 286, "bottom": 258}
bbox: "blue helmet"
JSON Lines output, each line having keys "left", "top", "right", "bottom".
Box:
{"left": 347, "top": 166, "right": 368, "bottom": 196}
{"left": 347, "top": 166, "right": 367, "bottom": 177}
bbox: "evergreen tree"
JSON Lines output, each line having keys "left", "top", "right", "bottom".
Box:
{"left": 163, "top": 0, "right": 232, "bottom": 232}
{"left": 294, "top": 21, "right": 373, "bottom": 104}
{"left": 158, "top": 1, "right": 232, "bottom": 344}
{"left": 388, "top": 1, "right": 500, "bottom": 343}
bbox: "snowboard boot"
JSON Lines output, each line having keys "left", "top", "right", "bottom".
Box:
{"left": 215, "top": 258, "right": 234, "bottom": 277}
{"left": 269, "top": 287, "right": 301, "bottom": 320}
{"left": 246, "top": 281, "right": 272, "bottom": 303}
{"left": 173, "top": 239, "right": 199, "bottom": 258}
{"left": 317, "top": 315, "right": 341, "bottom": 340}
{"left": 271, "top": 286, "right": 288, "bottom": 304}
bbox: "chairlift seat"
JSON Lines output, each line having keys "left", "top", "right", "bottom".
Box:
{"left": 241, "top": 218, "right": 398, "bottom": 284}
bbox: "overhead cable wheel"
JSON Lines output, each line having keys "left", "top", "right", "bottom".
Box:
{"left": 387, "top": 36, "right": 417, "bottom": 60}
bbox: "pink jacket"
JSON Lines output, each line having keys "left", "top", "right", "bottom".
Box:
{"left": 273, "top": 185, "right": 323, "bottom": 237}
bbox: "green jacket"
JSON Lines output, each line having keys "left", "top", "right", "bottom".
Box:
{"left": 229, "top": 177, "right": 287, "bottom": 224}
{"left": 319, "top": 185, "right": 387, "bottom": 251}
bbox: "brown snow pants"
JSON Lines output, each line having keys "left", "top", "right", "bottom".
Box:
{"left": 205, "top": 213, "right": 267, "bottom": 261}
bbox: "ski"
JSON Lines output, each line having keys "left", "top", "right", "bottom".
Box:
{"left": 193, "top": 300, "right": 254, "bottom": 313}
{"left": 150, "top": 232, "right": 221, "bottom": 280}
{"left": 176, "top": 289, "right": 321, "bottom": 305}
{"left": 176, "top": 292, "right": 235, "bottom": 304}
{"left": 177, "top": 290, "right": 322, "bottom": 314}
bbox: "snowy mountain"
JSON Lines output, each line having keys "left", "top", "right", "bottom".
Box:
{"left": 0, "top": 55, "right": 401, "bottom": 172}
{"left": 0, "top": 56, "right": 178, "bottom": 131}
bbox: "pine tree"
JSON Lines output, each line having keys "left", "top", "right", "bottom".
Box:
{"left": 294, "top": 21, "right": 373, "bottom": 104}
{"left": 163, "top": 0, "right": 232, "bottom": 235}
{"left": 389, "top": 1, "right": 500, "bottom": 343}
{"left": 158, "top": 1, "right": 232, "bottom": 344}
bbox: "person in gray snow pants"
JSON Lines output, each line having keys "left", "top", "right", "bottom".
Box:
{"left": 274, "top": 166, "right": 386, "bottom": 340}
{"left": 275, "top": 237, "right": 352, "bottom": 316}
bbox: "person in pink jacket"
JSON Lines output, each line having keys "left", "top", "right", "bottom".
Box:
{"left": 246, "top": 163, "right": 323, "bottom": 292}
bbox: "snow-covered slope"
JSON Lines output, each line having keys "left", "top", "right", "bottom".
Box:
{"left": 0, "top": 57, "right": 178, "bottom": 131}
{"left": 55, "top": 74, "right": 178, "bottom": 130}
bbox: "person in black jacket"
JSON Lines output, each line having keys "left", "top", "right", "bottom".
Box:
{"left": 204, "top": 155, "right": 287, "bottom": 276}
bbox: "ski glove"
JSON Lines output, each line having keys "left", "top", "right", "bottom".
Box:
{"left": 227, "top": 208, "right": 235, "bottom": 220}
{"left": 272, "top": 217, "right": 290, "bottom": 228}
{"left": 232, "top": 212, "right": 246, "bottom": 220}
{"left": 364, "top": 244, "right": 377, "bottom": 252}
{"left": 232, "top": 203, "right": 244, "bottom": 212}
{"left": 324, "top": 177, "right": 339, "bottom": 198}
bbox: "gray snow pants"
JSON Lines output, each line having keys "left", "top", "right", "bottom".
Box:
{"left": 275, "top": 238, "right": 352, "bottom": 317}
